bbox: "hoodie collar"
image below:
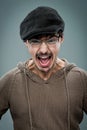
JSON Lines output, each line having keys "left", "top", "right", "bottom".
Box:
{"left": 17, "top": 59, "right": 76, "bottom": 83}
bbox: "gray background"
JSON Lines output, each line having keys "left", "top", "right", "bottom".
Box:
{"left": 0, "top": 0, "right": 87, "bottom": 130}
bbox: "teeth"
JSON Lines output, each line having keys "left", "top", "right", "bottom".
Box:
{"left": 36, "top": 53, "right": 52, "bottom": 60}
{"left": 41, "top": 56, "right": 49, "bottom": 59}
{"left": 39, "top": 56, "right": 51, "bottom": 60}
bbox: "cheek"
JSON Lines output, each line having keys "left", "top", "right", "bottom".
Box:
{"left": 55, "top": 43, "right": 61, "bottom": 55}
{"left": 50, "top": 45, "right": 59, "bottom": 56}
{"left": 28, "top": 47, "right": 37, "bottom": 58}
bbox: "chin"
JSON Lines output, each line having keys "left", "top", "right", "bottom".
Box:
{"left": 38, "top": 64, "right": 53, "bottom": 73}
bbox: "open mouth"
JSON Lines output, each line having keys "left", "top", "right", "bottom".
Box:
{"left": 36, "top": 53, "right": 52, "bottom": 68}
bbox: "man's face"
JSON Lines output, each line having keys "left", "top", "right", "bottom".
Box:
{"left": 25, "top": 35, "right": 63, "bottom": 73}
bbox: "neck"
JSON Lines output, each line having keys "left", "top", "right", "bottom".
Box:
{"left": 27, "top": 58, "right": 65, "bottom": 80}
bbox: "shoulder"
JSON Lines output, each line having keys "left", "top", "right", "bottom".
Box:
{"left": 71, "top": 66, "right": 87, "bottom": 78}
{"left": 0, "top": 67, "right": 21, "bottom": 80}
{"left": 70, "top": 66, "right": 87, "bottom": 87}
{"left": 65, "top": 61, "right": 87, "bottom": 85}
{"left": 0, "top": 67, "right": 22, "bottom": 90}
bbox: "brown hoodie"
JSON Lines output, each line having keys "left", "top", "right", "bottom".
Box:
{"left": 0, "top": 59, "right": 87, "bottom": 130}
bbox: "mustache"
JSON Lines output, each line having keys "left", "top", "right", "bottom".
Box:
{"left": 36, "top": 53, "right": 52, "bottom": 58}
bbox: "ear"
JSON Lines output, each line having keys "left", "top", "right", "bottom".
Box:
{"left": 24, "top": 40, "right": 29, "bottom": 47}
{"left": 59, "top": 36, "right": 64, "bottom": 44}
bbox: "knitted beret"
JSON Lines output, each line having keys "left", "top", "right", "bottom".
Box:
{"left": 20, "top": 6, "right": 65, "bottom": 41}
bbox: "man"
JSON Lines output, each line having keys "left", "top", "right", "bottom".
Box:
{"left": 0, "top": 6, "right": 87, "bottom": 130}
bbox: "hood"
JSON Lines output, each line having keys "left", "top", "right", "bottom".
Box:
{"left": 17, "top": 59, "right": 76, "bottom": 79}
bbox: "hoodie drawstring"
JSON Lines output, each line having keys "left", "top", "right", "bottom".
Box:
{"left": 64, "top": 69, "right": 70, "bottom": 130}
{"left": 24, "top": 69, "right": 33, "bottom": 130}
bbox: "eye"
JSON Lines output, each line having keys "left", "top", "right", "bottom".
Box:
{"left": 47, "top": 37, "right": 58, "bottom": 44}
{"left": 29, "top": 39, "right": 40, "bottom": 45}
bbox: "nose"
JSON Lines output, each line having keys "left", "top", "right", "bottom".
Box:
{"left": 39, "top": 42, "right": 48, "bottom": 53}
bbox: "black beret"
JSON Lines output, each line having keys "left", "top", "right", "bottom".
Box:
{"left": 20, "top": 6, "right": 65, "bottom": 41}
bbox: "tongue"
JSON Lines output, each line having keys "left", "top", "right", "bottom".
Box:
{"left": 39, "top": 58, "right": 50, "bottom": 67}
